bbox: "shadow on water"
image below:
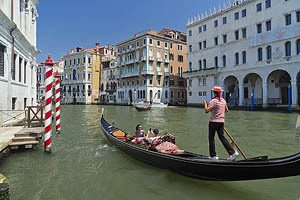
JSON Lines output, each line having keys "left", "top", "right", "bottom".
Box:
{"left": 0, "top": 105, "right": 300, "bottom": 200}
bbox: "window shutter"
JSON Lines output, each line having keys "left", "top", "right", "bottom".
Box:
{"left": 0, "top": 45, "right": 4, "bottom": 77}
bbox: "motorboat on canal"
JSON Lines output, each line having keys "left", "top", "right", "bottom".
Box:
{"left": 100, "top": 114, "right": 300, "bottom": 181}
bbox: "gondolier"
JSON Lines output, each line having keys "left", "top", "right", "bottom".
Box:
{"left": 204, "top": 86, "right": 238, "bottom": 161}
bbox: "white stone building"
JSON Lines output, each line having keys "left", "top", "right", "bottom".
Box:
{"left": 0, "top": 0, "right": 39, "bottom": 124}
{"left": 185, "top": 0, "right": 300, "bottom": 108}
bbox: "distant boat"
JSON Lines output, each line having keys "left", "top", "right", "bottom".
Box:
{"left": 134, "top": 101, "right": 167, "bottom": 108}
{"left": 134, "top": 103, "right": 152, "bottom": 111}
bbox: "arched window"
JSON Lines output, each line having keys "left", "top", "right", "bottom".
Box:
{"left": 235, "top": 53, "right": 239, "bottom": 65}
{"left": 158, "top": 90, "right": 161, "bottom": 99}
{"left": 285, "top": 41, "right": 291, "bottom": 57}
{"left": 258, "top": 48, "right": 263, "bottom": 61}
{"left": 266, "top": 46, "right": 272, "bottom": 60}
{"left": 215, "top": 56, "right": 218, "bottom": 67}
{"left": 297, "top": 39, "right": 300, "bottom": 55}
{"left": 242, "top": 51, "right": 247, "bottom": 64}
{"left": 223, "top": 55, "right": 226, "bottom": 67}
{"left": 72, "top": 69, "right": 77, "bottom": 80}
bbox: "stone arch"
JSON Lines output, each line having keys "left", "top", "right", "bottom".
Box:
{"left": 242, "top": 73, "right": 263, "bottom": 105}
{"left": 223, "top": 75, "right": 239, "bottom": 105}
{"left": 267, "top": 70, "right": 291, "bottom": 105}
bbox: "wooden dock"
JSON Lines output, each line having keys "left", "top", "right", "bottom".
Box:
{"left": 0, "top": 127, "right": 43, "bottom": 153}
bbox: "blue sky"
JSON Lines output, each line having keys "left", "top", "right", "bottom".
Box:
{"left": 36, "top": 0, "right": 228, "bottom": 63}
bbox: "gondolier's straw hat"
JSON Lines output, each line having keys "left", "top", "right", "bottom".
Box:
{"left": 211, "top": 86, "right": 223, "bottom": 101}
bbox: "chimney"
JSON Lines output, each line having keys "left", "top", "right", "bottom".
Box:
{"left": 76, "top": 47, "right": 82, "bottom": 52}
{"left": 71, "top": 48, "right": 74, "bottom": 54}
{"left": 96, "top": 43, "right": 99, "bottom": 53}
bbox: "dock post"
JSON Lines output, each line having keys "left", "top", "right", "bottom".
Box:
{"left": 229, "top": 93, "right": 232, "bottom": 107}
{"left": 54, "top": 73, "right": 61, "bottom": 134}
{"left": 234, "top": 88, "right": 236, "bottom": 106}
{"left": 288, "top": 85, "right": 291, "bottom": 113}
{"left": 251, "top": 88, "right": 254, "bottom": 111}
{"left": 43, "top": 55, "right": 54, "bottom": 153}
{"left": 0, "top": 174, "right": 9, "bottom": 199}
{"left": 211, "top": 90, "right": 213, "bottom": 100}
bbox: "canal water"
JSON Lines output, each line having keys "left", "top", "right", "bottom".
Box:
{"left": 0, "top": 105, "right": 300, "bottom": 200}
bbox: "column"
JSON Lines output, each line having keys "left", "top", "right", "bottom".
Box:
{"left": 262, "top": 81, "right": 268, "bottom": 107}
{"left": 291, "top": 80, "right": 298, "bottom": 105}
{"left": 239, "top": 84, "right": 244, "bottom": 106}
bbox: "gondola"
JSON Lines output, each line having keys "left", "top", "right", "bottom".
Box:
{"left": 134, "top": 104, "right": 152, "bottom": 111}
{"left": 100, "top": 114, "right": 300, "bottom": 181}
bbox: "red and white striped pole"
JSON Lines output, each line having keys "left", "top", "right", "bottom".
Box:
{"left": 44, "top": 55, "right": 54, "bottom": 153}
{"left": 54, "top": 73, "right": 61, "bottom": 134}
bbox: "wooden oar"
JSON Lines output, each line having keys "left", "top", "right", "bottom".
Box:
{"left": 224, "top": 128, "right": 247, "bottom": 160}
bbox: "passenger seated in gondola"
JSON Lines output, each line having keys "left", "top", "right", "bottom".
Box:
{"left": 132, "top": 124, "right": 146, "bottom": 144}
{"left": 144, "top": 129, "right": 160, "bottom": 144}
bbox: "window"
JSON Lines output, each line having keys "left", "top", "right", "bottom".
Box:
{"left": 235, "top": 53, "right": 239, "bottom": 65}
{"left": 203, "top": 24, "right": 207, "bottom": 31}
{"left": 199, "top": 60, "right": 202, "bottom": 70}
{"left": 157, "top": 41, "right": 161, "bottom": 46}
{"left": 149, "top": 39, "right": 153, "bottom": 45}
{"left": 189, "top": 80, "right": 192, "bottom": 87}
{"left": 223, "top": 35, "right": 227, "bottom": 43}
{"left": 137, "top": 41, "right": 140, "bottom": 47}
{"left": 203, "top": 78, "right": 206, "bottom": 86}
{"left": 199, "top": 26, "right": 202, "bottom": 33}
{"left": 214, "top": 20, "right": 218, "bottom": 27}
{"left": 203, "top": 41, "right": 207, "bottom": 48}
{"left": 297, "top": 39, "right": 300, "bottom": 55}
{"left": 266, "top": 20, "right": 272, "bottom": 31}
{"left": 258, "top": 48, "right": 263, "bottom": 61}
{"left": 170, "top": 43, "right": 173, "bottom": 49}
{"left": 235, "top": 12, "right": 239, "bottom": 20}
{"left": 199, "top": 42, "right": 202, "bottom": 50}
{"left": 88, "top": 57, "right": 91, "bottom": 64}
{"left": 215, "top": 37, "right": 218, "bottom": 46}
{"left": 285, "top": 41, "right": 291, "bottom": 57}
{"left": 199, "top": 91, "right": 202, "bottom": 96}
{"left": 203, "top": 59, "right": 207, "bottom": 69}
{"left": 12, "top": 97, "right": 17, "bottom": 110}
{"left": 170, "top": 53, "right": 174, "bottom": 60}
{"left": 235, "top": 30, "right": 239, "bottom": 40}
{"left": 223, "top": 55, "right": 226, "bottom": 67}
{"left": 24, "top": 61, "right": 27, "bottom": 83}
{"left": 178, "top": 80, "right": 184, "bottom": 87}
{"left": 265, "top": 0, "right": 271, "bottom": 8}
{"left": 178, "top": 55, "right": 184, "bottom": 62}
{"left": 0, "top": 45, "right": 4, "bottom": 77}
{"left": 242, "top": 51, "right": 247, "bottom": 64}
{"left": 83, "top": 57, "right": 86, "bottom": 63}
{"left": 242, "top": 9, "right": 247, "bottom": 17}
{"left": 189, "top": 62, "right": 192, "bottom": 71}
{"left": 189, "top": 30, "right": 192, "bottom": 36}
{"left": 170, "top": 80, "right": 175, "bottom": 86}
{"left": 143, "top": 39, "right": 146, "bottom": 45}
{"left": 189, "top": 92, "right": 192, "bottom": 97}
{"left": 223, "top": 17, "right": 227, "bottom": 24}
{"left": 198, "top": 78, "right": 202, "bottom": 86}
{"left": 178, "top": 45, "right": 183, "bottom": 51}
{"left": 189, "top": 45, "right": 192, "bottom": 52}
{"left": 297, "top": 11, "right": 300, "bottom": 23}
{"left": 215, "top": 56, "right": 218, "bottom": 67}
{"left": 266, "top": 46, "right": 272, "bottom": 60}
{"left": 164, "top": 42, "right": 168, "bottom": 48}
{"left": 242, "top": 28, "right": 247, "bottom": 38}
{"left": 285, "top": 14, "right": 291, "bottom": 26}
{"left": 170, "top": 66, "right": 173, "bottom": 73}
{"left": 257, "top": 3, "right": 262, "bottom": 12}
{"left": 19, "top": 57, "right": 22, "bottom": 82}
{"left": 257, "top": 23, "right": 262, "bottom": 34}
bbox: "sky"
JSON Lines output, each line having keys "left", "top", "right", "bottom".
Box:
{"left": 36, "top": 0, "right": 229, "bottom": 63}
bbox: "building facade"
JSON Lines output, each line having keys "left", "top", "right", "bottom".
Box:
{"left": 0, "top": 0, "right": 39, "bottom": 123}
{"left": 62, "top": 44, "right": 101, "bottom": 104}
{"left": 185, "top": 0, "right": 300, "bottom": 107}
{"left": 98, "top": 45, "right": 117, "bottom": 103}
{"left": 116, "top": 29, "right": 187, "bottom": 105}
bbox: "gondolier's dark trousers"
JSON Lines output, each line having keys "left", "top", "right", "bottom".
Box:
{"left": 209, "top": 122, "right": 235, "bottom": 157}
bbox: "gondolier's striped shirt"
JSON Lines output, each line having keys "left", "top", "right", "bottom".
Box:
{"left": 209, "top": 98, "right": 227, "bottom": 123}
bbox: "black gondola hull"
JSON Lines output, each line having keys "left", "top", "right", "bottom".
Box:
{"left": 101, "top": 115, "right": 300, "bottom": 181}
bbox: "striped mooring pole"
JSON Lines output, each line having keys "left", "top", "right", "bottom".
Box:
{"left": 44, "top": 55, "right": 54, "bottom": 153}
{"left": 54, "top": 73, "right": 61, "bottom": 134}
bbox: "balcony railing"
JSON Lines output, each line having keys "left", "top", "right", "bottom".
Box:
{"left": 157, "top": 57, "right": 162, "bottom": 62}
{"left": 157, "top": 71, "right": 162, "bottom": 76}
{"left": 149, "top": 56, "right": 154, "bottom": 61}
{"left": 121, "top": 71, "right": 139, "bottom": 78}
{"left": 141, "top": 70, "right": 154, "bottom": 75}
{"left": 164, "top": 58, "right": 169, "bottom": 63}
{"left": 126, "top": 59, "right": 134, "bottom": 65}
{"left": 164, "top": 72, "right": 170, "bottom": 77}
{"left": 141, "top": 56, "right": 147, "bottom": 62}
{"left": 135, "top": 58, "right": 140, "bottom": 62}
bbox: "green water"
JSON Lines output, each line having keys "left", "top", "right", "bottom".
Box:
{"left": 0, "top": 105, "right": 300, "bottom": 200}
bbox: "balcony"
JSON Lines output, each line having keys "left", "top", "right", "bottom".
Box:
{"left": 164, "top": 58, "right": 169, "bottom": 63}
{"left": 126, "top": 59, "right": 134, "bottom": 65}
{"left": 157, "top": 71, "right": 162, "bottom": 76}
{"left": 182, "top": 67, "right": 218, "bottom": 78}
{"left": 149, "top": 56, "right": 154, "bottom": 61}
{"left": 141, "top": 56, "right": 147, "bottom": 62}
{"left": 157, "top": 57, "right": 162, "bottom": 62}
{"left": 164, "top": 72, "right": 170, "bottom": 77}
{"left": 135, "top": 57, "right": 140, "bottom": 63}
{"left": 141, "top": 70, "right": 154, "bottom": 75}
{"left": 121, "top": 71, "right": 139, "bottom": 78}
